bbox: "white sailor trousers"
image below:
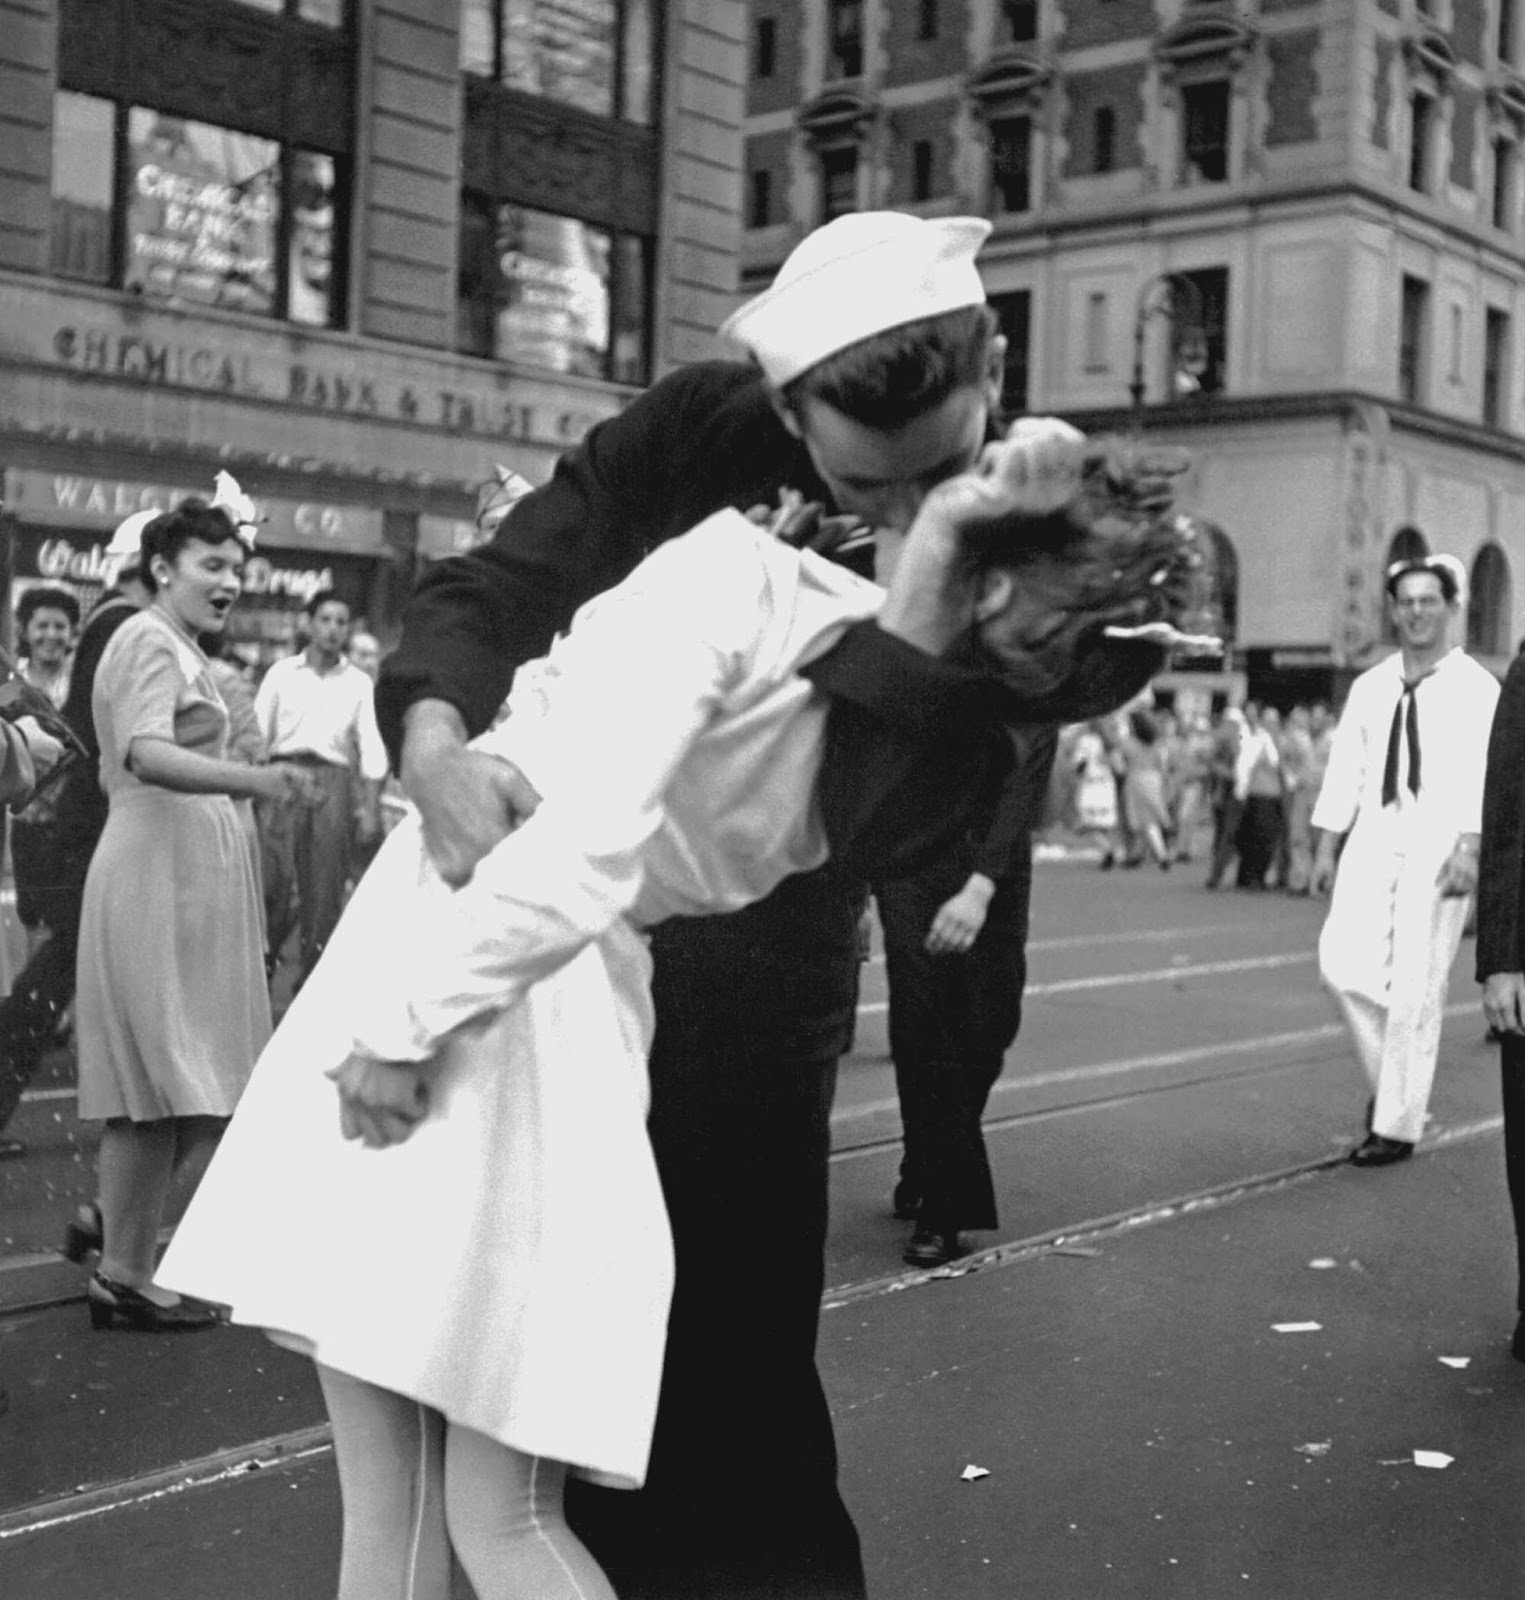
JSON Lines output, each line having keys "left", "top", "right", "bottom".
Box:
{"left": 1317, "top": 824, "right": 1469, "bottom": 1145}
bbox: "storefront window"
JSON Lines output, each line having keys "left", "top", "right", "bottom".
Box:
{"left": 229, "top": 0, "right": 345, "bottom": 20}
{"left": 50, "top": 91, "right": 115, "bottom": 286}
{"left": 48, "top": 94, "right": 346, "bottom": 327}
{"left": 457, "top": 197, "right": 650, "bottom": 384}
{"left": 462, "top": 0, "right": 656, "bottom": 122}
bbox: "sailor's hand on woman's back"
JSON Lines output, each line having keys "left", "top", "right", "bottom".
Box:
{"left": 400, "top": 699, "right": 542, "bottom": 888}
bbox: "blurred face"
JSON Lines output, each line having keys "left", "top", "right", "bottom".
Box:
{"left": 309, "top": 599, "right": 352, "bottom": 657}
{"left": 787, "top": 385, "right": 993, "bottom": 545}
{"left": 24, "top": 606, "right": 73, "bottom": 667}
{"left": 1311, "top": 703, "right": 1331, "bottom": 734}
{"left": 153, "top": 538, "right": 244, "bottom": 636}
{"left": 1389, "top": 571, "right": 1452, "bottom": 653}
{"left": 1261, "top": 706, "right": 1282, "bottom": 734}
{"left": 347, "top": 632, "right": 380, "bottom": 679}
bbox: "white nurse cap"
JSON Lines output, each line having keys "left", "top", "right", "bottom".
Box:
{"left": 719, "top": 211, "right": 993, "bottom": 389}
{"left": 105, "top": 509, "right": 160, "bottom": 559}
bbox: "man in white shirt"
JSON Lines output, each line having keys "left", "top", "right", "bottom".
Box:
{"left": 1311, "top": 555, "right": 1499, "bottom": 1165}
{"left": 255, "top": 589, "right": 387, "bottom": 984}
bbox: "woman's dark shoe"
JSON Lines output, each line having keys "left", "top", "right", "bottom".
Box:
{"left": 1348, "top": 1132, "right": 1414, "bottom": 1168}
{"left": 903, "top": 1226, "right": 971, "bottom": 1268}
{"left": 86, "top": 1273, "right": 221, "bottom": 1332}
{"left": 62, "top": 1202, "right": 103, "bottom": 1263}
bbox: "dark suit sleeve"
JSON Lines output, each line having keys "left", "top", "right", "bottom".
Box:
{"left": 973, "top": 726, "right": 1058, "bottom": 882}
{"left": 373, "top": 366, "right": 731, "bottom": 762}
{"left": 1477, "top": 654, "right": 1525, "bottom": 981}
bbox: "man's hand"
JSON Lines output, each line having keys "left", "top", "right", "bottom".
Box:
{"left": 924, "top": 875, "right": 994, "bottom": 955}
{"left": 1309, "top": 840, "right": 1339, "bottom": 896}
{"left": 400, "top": 701, "right": 541, "bottom": 887}
{"left": 1436, "top": 835, "right": 1481, "bottom": 899}
{"left": 328, "top": 1052, "right": 432, "bottom": 1148}
{"left": 1484, "top": 973, "right": 1525, "bottom": 1037}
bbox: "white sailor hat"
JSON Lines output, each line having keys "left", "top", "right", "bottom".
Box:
{"left": 719, "top": 211, "right": 993, "bottom": 389}
{"left": 105, "top": 509, "right": 160, "bottom": 560}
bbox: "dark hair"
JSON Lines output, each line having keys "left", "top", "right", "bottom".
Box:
{"left": 17, "top": 585, "right": 81, "bottom": 632}
{"left": 780, "top": 304, "right": 999, "bottom": 429}
{"left": 139, "top": 498, "right": 242, "bottom": 593}
{"left": 303, "top": 587, "right": 349, "bottom": 620}
{"left": 1384, "top": 558, "right": 1458, "bottom": 604}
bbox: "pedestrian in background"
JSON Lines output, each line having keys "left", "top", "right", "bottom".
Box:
{"left": 1475, "top": 640, "right": 1525, "bottom": 1360}
{"left": 1070, "top": 718, "right": 1120, "bottom": 863}
{"left": 9, "top": 585, "right": 80, "bottom": 961}
{"left": 1233, "top": 703, "right": 1283, "bottom": 889}
{"left": 1278, "top": 704, "right": 1317, "bottom": 894}
{"left": 1204, "top": 705, "right": 1244, "bottom": 888}
{"left": 1120, "top": 706, "right": 1173, "bottom": 870}
{"left": 878, "top": 725, "right": 1056, "bottom": 1266}
{"left": 347, "top": 629, "right": 381, "bottom": 681}
{"left": 0, "top": 513, "right": 154, "bottom": 1163}
{"left": 73, "top": 501, "right": 322, "bottom": 1331}
{"left": 1172, "top": 712, "right": 1213, "bottom": 863}
{"left": 1312, "top": 555, "right": 1498, "bottom": 1166}
{"left": 255, "top": 589, "right": 386, "bottom": 986}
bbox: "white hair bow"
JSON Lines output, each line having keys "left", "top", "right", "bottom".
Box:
{"left": 211, "top": 471, "right": 262, "bottom": 548}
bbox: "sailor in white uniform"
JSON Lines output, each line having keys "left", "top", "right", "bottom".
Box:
{"left": 1311, "top": 554, "right": 1499, "bottom": 1164}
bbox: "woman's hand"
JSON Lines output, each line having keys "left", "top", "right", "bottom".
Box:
{"left": 328, "top": 1052, "right": 432, "bottom": 1148}
{"left": 12, "top": 717, "right": 63, "bottom": 776}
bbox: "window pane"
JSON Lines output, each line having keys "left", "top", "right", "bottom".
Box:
{"left": 462, "top": 0, "right": 495, "bottom": 74}
{"left": 501, "top": 0, "right": 617, "bottom": 118}
{"left": 457, "top": 192, "right": 498, "bottom": 356}
{"left": 610, "top": 234, "right": 650, "bottom": 383}
{"left": 620, "top": 0, "right": 657, "bottom": 123}
{"left": 288, "top": 150, "right": 337, "bottom": 326}
{"left": 51, "top": 91, "right": 115, "bottom": 285}
{"left": 494, "top": 206, "right": 611, "bottom": 377}
{"left": 125, "top": 109, "right": 280, "bottom": 315}
{"left": 297, "top": 0, "right": 345, "bottom": 23}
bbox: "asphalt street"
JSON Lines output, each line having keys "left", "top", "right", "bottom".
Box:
{"left": 1, "top": 856, "right": 1521, "bottom": 1598}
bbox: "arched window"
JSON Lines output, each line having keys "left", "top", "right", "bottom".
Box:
{"left": 1468, "top": 542, "right": 1512, "bottom": 655}
{"left": 1181, "top": 518, "right": 1238, "bottom": 644}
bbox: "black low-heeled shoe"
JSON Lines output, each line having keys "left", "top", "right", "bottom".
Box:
{"left": 63, "top": 1202, "right": 103, "bottom": 1263}
{"left": 86, "top": 1273, "right": 221, "bottom": 1332}
{"left": 903, "top": 1226, "right": 971, "bottom": 1268}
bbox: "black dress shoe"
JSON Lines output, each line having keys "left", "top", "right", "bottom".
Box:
{"left": 1512, "top": 1315, "right": 1525, "bottom": 1363}
{"left": 62, "top": 1202, "right": 103, "bottom": 1263}
{"left": 903, "top": 1227, "right": 970, "bottom": 1268}
{"left": 86, "top": 1273, "right": 221, "bottom": 1332}
{"left": 1349, "top": 1133, "right": 1415, "bottom": 1167}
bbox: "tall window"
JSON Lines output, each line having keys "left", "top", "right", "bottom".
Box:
{"left": 457, "top": 198, "right": 650, "bottom": 384}
{"left": 1503, "top": 0, "right": 1520, "bottom": 65}
{"left": 1084, "top": 292, "right": 1109, "bottom": 372}
{"left": 755, "top": 17, "right": 777, "bottom": 79}
{"left": 461, "top": 0, "right": 658, "bottom": 124}
{"left": 1002, "top": 0, "right": 1038, "bottom": 44}
{"left": 1409, "top": 92, "right": 1435, "bottom": 192}
{"left": 912, "top": 141, "right": 934, "bottom": 202}
{"left": 990, "top": 115, "right": 1033, "bottom": 214}
{"left": 1485, "top": 306, "right": 1511, "bottom": 427}
{"left": 48, "top": 91, "right": 345, "bottom": 327}
{"left": 917, "top": 0, "right": 939, "bottom": 42}
{"left": 827, "top": 0, "right": 863, "bottom": 78}
{"left": 820, "top": 145, "right": 858, "bottom": 220}
{"left": 990, "top": 289, "right": 1031, "bottom": 416}
{"left": 1181, "top": 82, "right": 1229, "bottom": 183}
{"left": 1468, "top": 544, "right": 1512, "bottom": 655}
{"left": 749, "top": 169, "right": 773, "bottom": 228}
{"left": 1494, "top": 137, "right": 1517, "bottom": 229}
{"left": 1173, "top": 267, "right": 1228, "bottom": 395}
{"left": 1399, "top": 274, "right": 1431, "bottom": 403}
{"left": 231, "top": 0, "right": 344, "bottom": 17}
{"left": 1094, "top": 107, "right": 1116, "bottom": 175}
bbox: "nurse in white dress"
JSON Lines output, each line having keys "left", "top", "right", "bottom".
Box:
{"left": 1311, "top": 555, "right": 1500, "bottom": 1162}
{"left": 158, "top": 422, "right": 1108, "bottom": 1600}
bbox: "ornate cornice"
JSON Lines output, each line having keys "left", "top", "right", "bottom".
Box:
{"left": 1487, "top": 70, "right": 1525, "bottom": 132}
{"left": 796, "top": 88, "right": 879, "bottom": 146}
{"left": 1402, "top": 26, "right": 1457, "bottom": 90}
{"left": 967, "top": 48, "right": 1053, "bottom": 116}
{"left": 1154, "top": 13, "right": 1257, "bottom": 77}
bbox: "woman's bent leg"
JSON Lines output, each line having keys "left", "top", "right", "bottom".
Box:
{"left": 316, "top": 1364, "right": 451, "bottom": 1600}
{"left": 444, "top": 1425, "right": 617, "bottom": 1600}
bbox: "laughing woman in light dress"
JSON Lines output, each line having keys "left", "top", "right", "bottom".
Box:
{"left": 73, "top": 501, "right": 321, "bottom": 1332}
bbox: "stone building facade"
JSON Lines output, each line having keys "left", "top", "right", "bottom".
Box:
{"left": 743, "top": 0, "right": 1525, "bottom": 701}
{"left": 0, "top": 0, "right": 745, "bottom": 661}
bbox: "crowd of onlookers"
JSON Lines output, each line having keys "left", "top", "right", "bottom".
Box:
{"left": 1053, "top": 699, "right": 1338, "bottom": 892}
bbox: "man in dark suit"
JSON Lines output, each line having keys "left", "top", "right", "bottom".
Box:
{"left": 1476, "top": 646, "right": 1525, "bottom": 1360}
